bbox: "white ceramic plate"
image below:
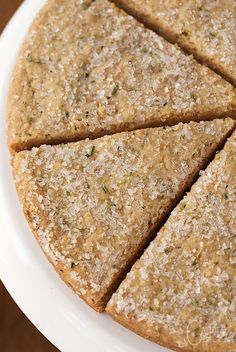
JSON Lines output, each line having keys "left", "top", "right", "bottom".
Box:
{"left": 0, "top": 1, "right": 170, "bottom": 351}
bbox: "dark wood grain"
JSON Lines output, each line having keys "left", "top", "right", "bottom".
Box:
{"left": 0, "top": 0, "right": 24, "bottom": 33}
{"left": 0, "top": 282, "right": 58, "bottom": 352}
{"left": 0, "top": 1, "right": 58, "bottom": 351}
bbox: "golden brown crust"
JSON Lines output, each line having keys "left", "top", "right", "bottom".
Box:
{"left": 107, "top": 131, "right": 236, "bottom": 351}
{"left": 8, "top": 0, "right": 236, "bottom": 153}
{"left": 112, "top": 0, "right": 236, "bottom": 86}
{"left": 12, "top": 119, "right": 235, "bottom": 312}
{"left": 8, "top": 108, "right": 236, "bottom": 154}
{"left": 7, "top": 0, "right": 236, "bottom": 347}
{"left": 107, "top": 304, "right": 235, "bottom": 352}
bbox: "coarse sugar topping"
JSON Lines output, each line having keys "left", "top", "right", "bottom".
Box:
{"left": 8, "top": 0, "right": 236, "bottom": 150}
{"left": 115, "top": 0, "right": 236, "bottom": 84}
{"left": 108, "top": 131, "right": 236, "bottom": 347}
{"left": 13, "top": 119, "right": 235, "bottom": 307}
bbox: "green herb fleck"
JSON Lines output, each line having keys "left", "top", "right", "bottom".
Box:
{"left": 164, "top": 248, "right": 171, "bottom": 254}
{"left": 71, "top": 262, "right": 75, "bottom": 268}
{"left": 108, "top": 202, "right": 117, "bottom": 210}
{"left": 190, "top": 93, "right": 196, "bottom": 100}
{"left": 81, "top": 3, "right": 89, "bottom": 9}
{"left": 142, "top": 48, "right": 148, "bottom": 53}
{"left": 181, "top": 31, "right": 189, "bottom": 37}
{"left": 209, "top": 32, "right": 216, "bottom": 38}
{"left": 85, "top": 145, "right": 95, "bottom": 158}
{"left": 192, "top": 259, "right": 198, "bottom": 266}
{"left": 180, "top": 134, "right": 185, "bottom": 140}
{"left": 81, "top": 2, "right": 91, "bottom": 10}
{"left": 27, "top": 116, "right": 34, "bottom": 124}
{"left": 149, "top": 306, "right": 154, "bottom": 311}
{"left": 112, "top": 85, "right": 119, "bottom": 96}
{"left": 85, "top": 72, "right": 90, "bottom": 78}
{"left": 196, "top": 5, "right": 203, "bottom": 11}
{"left": 66, "top": 191, "right": 71, "bottom": 196}
{"left": 85, "top": 181, "right": 90, "bottom": 189}
{"left": 102, "top": 185, "right": 109, "bottom": 193}
{"left": 207, "top": 297, "right": 214, "bottom": 305}
{"left": 194, "top": 327, "right": 201, "bottom": 336}
{"left": 26, "top": 54, "right": 44, "bottom": 64}
{"left": 224, "top": 184, "right": 229, "bottom": 200}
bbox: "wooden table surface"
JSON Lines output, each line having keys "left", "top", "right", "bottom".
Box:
{"left": 0, "top": 0, "right": 23, "bottom": 33}
{"left": 0, "top": 1, "right": 58, "bottom": 351}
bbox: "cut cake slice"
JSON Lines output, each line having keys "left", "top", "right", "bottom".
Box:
{"left": 12, "top": 119, "right": 235, "bottom": 312}
{"left": 8, "top": 0, "right": 236, "bottom": 152}
{"left": 107, "top": 130, "right": 236, "bottom": 351}
{"left": 112, "top": 0, "right": 236, "bottom": 86}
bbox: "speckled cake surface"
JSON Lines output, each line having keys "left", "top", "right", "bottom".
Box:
{"left": 7, "top": 0, "right": 236, "bottom": 152}
{"left": 13, "top": 119, "right": 235, "bottom": 311}
{"left": 8, "top": 0, "right": 236, "bottom": 351}
{"left": 107, "top": 131, "right": 236, "bottom": 352}
{"left": 112, "top": 0, "right": 236, "bottom": 85}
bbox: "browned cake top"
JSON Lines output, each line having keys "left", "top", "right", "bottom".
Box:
{"left": 107, "top": 131, "right": 236, "bottom": 351}
{"left": 113, "top": 0, "right": 236, "bottom": 85}
{"left": 12, "top": 119, "right": 235, "bottom": 310}
{"left": 8, "top": 0, "right": 236, "bottom": 151}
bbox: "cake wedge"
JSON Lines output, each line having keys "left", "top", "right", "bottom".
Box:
{"left": 8, "top": 0, "right": 236, "bottom": 153}
{"left": 12, "top": 118, "right": 235, "bottom": 312}
{"left": 112, "top": 0, "right": 236, "bottom": 86}
{"left": 107, "top": 130, "right": 236, "bottom": 351}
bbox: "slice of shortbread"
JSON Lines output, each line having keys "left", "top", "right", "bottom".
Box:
{"left": 8, "top": 0, "right": 236, "bottom": 152}
{"left": 112, "top": 0, "right": 236, "bottom": 86}
{"left": 12, "top": 119, "right": 235, "bottom": 312}
{"left": 107, "top": 130, "right": 236, "bottom": 351}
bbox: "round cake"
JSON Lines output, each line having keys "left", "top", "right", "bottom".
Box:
{"left": 8, "top": 1, "right": 236, "bottom": 351}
